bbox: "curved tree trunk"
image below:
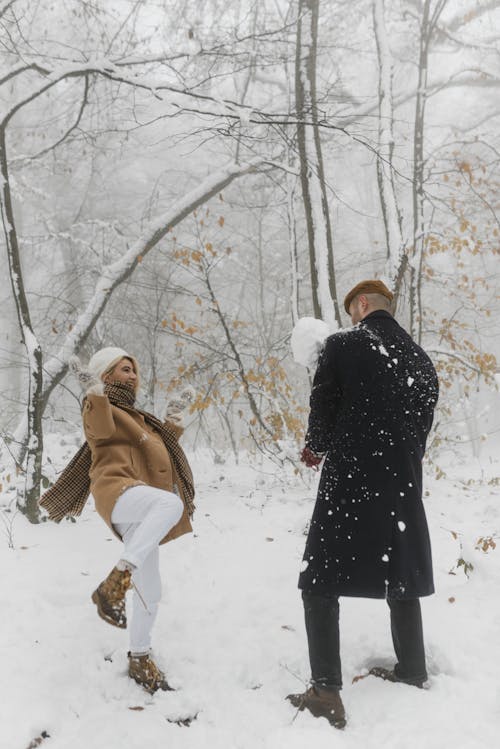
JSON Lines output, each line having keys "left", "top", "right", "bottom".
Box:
{"left": 10, "top": 158, "right": 268, "bottom": 520}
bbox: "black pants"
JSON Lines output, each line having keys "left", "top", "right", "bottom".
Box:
{"left": 302, "top": 591, "right": 428, "bottom": 690}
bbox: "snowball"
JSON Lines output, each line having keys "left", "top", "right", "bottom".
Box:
{"left": 290, "top": 317, "right": 330, "bottom": 369}
{"left": 407, "top": 377, "right": 415, "bottom": 387}
{"left": 398, "top": 521, "right": 406, "bottom": 532}
{"left": 382, "top": 554, "right": 389, "bottom": 562}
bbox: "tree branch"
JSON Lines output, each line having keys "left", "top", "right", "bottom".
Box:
{"left": 39, "top": 157, "right": 268, "bottom": 401}
{"left": 446, "top": 1, "right": 500, "bottom": 32}
{"left": 0, "top": 62, "right": 50, "bottom": 88}
{"left": 12, "top": 75, "right": 90, "bottom": 163}
{"left": 427, "top": 349, "right": 482, "bottom": 375}
{"left": 0, "top": 0, "right": 17, "bottom": 20}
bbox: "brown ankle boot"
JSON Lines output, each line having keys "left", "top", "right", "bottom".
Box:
{"left": 287, "top": 685, "right": 346, "bottom": 729}
{"left": 368, "top": 666, "right": 424, "bottom": 688}
{"left": 128, "top": 652, "right": 174, "bottom": 694}
{"left": 91, "top": 566, "right": 131, "bottom": 628}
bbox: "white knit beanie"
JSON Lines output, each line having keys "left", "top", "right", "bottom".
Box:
{"left": 88, "top": 347, "right": 138, "bottom": 381}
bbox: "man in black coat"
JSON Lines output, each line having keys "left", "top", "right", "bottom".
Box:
{"left": 287, "top": 280, "right": 439, "bottom": 729}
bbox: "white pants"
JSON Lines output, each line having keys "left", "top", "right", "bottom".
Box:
{"left": 111, "top": 485, "right": 184, "bottom": 653}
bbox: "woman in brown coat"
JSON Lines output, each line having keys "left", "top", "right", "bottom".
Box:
{"left": 70, "top": 346, "right": 195, "bottom": 693}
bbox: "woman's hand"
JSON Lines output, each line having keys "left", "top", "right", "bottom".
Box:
{"left": 165, "top": 385, "right": 196, "bottom": 427}
{"left": 69, "top": 355, "right": 105, "bottom": 396}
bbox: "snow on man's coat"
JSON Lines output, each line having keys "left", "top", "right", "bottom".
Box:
{"left": 299, "top": 310, "right": 439, "bottom": 599}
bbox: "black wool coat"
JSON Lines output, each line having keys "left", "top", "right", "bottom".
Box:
{"left": 298, "top": 310, "right": 439, "bottom": 599}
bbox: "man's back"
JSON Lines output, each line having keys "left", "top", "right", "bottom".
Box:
{"left": 308, "top": 310, "right": 439, "bottom": 459}
{"left": 300, "top": 309, "right": 438, "bottom": 599}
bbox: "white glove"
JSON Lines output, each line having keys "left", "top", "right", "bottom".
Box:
{"left": 165, "top": 385, "right": 196, "bottom": 426}
{"left": 69, "top": 355, "right": 105, "bottom": 396}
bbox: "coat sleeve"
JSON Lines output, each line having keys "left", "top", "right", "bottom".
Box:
{"left": 82, "top": 394, "right": 116, "bottom": 440}
{"left": 305, "top": 337, "right": 343, "bottom": 454}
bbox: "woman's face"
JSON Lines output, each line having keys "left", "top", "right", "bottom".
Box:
{"left": 104, "top": 358, "right": 138, "bottom": 390}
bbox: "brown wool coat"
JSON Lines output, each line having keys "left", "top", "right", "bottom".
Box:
{"left": 83, "top": 393, "right": 192, "bottom": 544}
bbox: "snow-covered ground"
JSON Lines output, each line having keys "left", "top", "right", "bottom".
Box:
{"left": 1, "top": 442, "right": 500, "bottom": 749}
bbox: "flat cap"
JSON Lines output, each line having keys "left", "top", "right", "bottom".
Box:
{"left": 343, "top": 279, "right": 394, "bottom": 314}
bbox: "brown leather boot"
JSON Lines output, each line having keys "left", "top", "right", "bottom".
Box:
{"left": 128, "top": 652, "right": 174, "bottom": 694}
{"left": 91, "top": 566, "right": 131, "bottom": 628}
{"left": 287, "top": 685, "right": 346, "bottom": 729}
{"left": 368, "top": 666, "right": 424, "bottom": 689}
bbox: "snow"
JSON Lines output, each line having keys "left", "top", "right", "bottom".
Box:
{"left": 1, "top": 444, "right": 500, "bottom": 748}
{"left": 290, "top": 316, "right": 330, "bottom": 370}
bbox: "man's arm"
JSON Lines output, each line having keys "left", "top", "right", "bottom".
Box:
{"left": 305, "top": 337, "right": 342, "bottom": 455}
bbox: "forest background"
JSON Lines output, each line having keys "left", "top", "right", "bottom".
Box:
{"left": 0, "top": 0, "right": 499, "bottom": 524}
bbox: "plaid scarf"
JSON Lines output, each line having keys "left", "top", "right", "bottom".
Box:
{"left": 39, "top": 382, "right": 195, "bottom": 522}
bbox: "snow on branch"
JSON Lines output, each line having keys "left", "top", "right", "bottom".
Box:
{"left": 0, "top": 63, "right": 50, "bottom": 88}
{"left": 0, "top": 58, "right": 254, "bottom": 129}
{"left": 42, "top": 157, "right": 267, "bottom": 385}
{"left": 334, "top": 72, "right": 500, "bottom": 130}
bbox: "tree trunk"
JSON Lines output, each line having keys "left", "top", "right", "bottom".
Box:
{"left": 373, "top": 0, "right": 404, "bottom": 282}
{"left": 410, "top": 0, "right": 447, "bottom": 343}
{"left": 286, "top": 167, "right": 300, "bottom": 326}
{"left": 410, "top": 2, "right": 430, "bottom": 343}
{"left": 0, "top": 128, "right": 43, "bottom": 522}
{"left": 295, "top": 0, "right": 341, "bottom": 330}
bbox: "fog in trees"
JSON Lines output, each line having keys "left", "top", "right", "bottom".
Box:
{"left": 0, "top": 0, "right": 498, "bottom": 521}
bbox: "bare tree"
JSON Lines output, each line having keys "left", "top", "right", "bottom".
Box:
{"left": 372, "top": 0, "right": 404, "bottom": 284}
{"left": 408, "top": 1, "right": 448, "bottom": 343}
{"left": 0, "top": 127, "right": 44, "bottom": 521}
{"left": 9, "top": 153, "right": 266, "bottom": 520}
{"left": 295, "top": 0, "right": 341, "bottom": 330}
{"left": 1, "top": 0, "right": 288, "bottom": 520}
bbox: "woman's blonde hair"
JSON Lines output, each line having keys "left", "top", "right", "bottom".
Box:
{"left": 103, "top": 355, "right": 140, "bottom": 390}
